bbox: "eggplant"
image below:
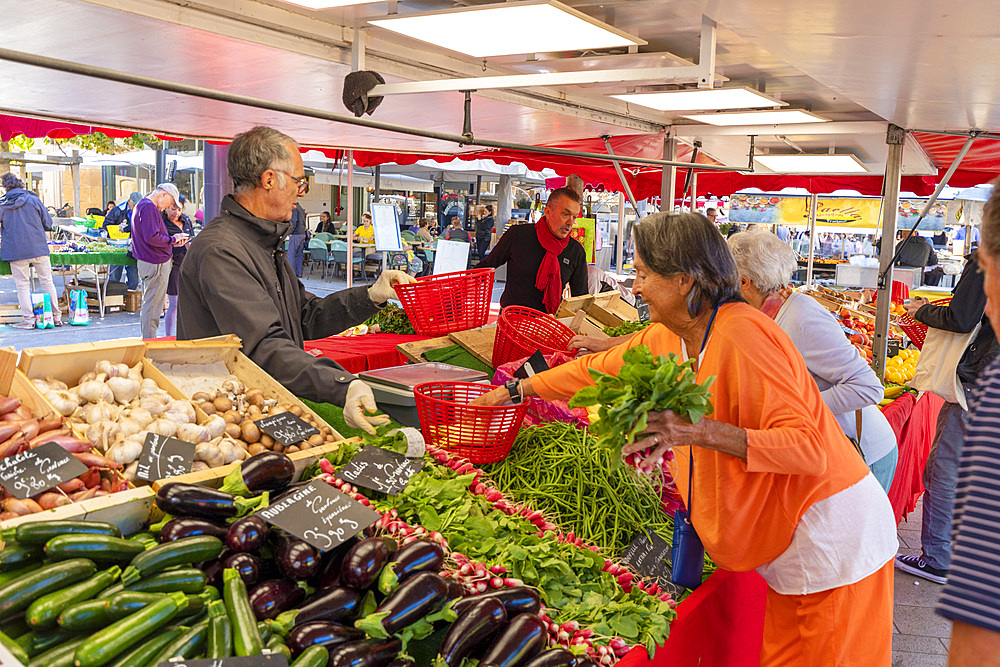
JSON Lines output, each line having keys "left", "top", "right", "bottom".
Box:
{"left": 571, "top": 657, "right": 600, "bottom": 667}
{"left": 524, "top": 649, "right": 577, "bottom": 667}
{"left": 159, "top": 517, "right": 229, "bottom": 542}
{"left": 280, "top": 587, "right": 361, "bottom": 627}
{"left": 287, "top": 621, "right": 365, "bottom": 655}
{"left": 452, "top": 587, "right": 541, "bottom": 618}
{"left": 249, "top": 578, "right": 306, "bottom": 620}
{"left": 199, "top": 547, "right": 232, "bottom": 589}
{"left": 225, "top": 516, "right": 270, "bottom": 553}
{"left": 314, "top": 537, "right": 358, "bottom": 590}
{"left": 328, "top": 637, "right": 402, "bottom": 667}
{"left": 479, "top": 614, "right": 547, "bottom": 667}
{"left": 444, "top": 579, "right": 465, "bottom": 600}
{"left": 277, "top": 540, "right": 321, "bottom": 581}
{"left": 157, "top": 483, "right": 243, "bottom": 521}
{"left": 219, "top": 451, "right": 296, "bottom": 496}
{"left": 341, "top": 537, "right": 397, "bottom": 590}
{"left": 370, "top": 572, "right": 447, "bottom": 636}
{"left": 385, "top": 660, "right": 414, "bottom": 667}
{"left": 438, "top": 598, "right": 507, "bottom": 666}
{"left": 225, "top": 552, "right": 263, "bottom": 586}
{"left": 377, "top": 540, "right": 445, "bottom": 594}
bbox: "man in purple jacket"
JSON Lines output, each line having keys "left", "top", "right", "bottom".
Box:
{"left": 132, "top": 183, "right": 185, "bottom": 338}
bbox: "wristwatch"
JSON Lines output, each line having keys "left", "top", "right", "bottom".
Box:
{"left": 504, "top": 380, "right": 522, "bottom": 404}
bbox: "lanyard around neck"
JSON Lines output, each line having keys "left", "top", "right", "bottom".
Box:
{"left": 686, "top": 301, "right": 726, "bottom": 524}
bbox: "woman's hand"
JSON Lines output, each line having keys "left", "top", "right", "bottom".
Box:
{"left": 567, "top": 335, "right": 610, "bottom": 354}
{"left": 470, "top": 385, "right": 513, "bottom": 407}
{"left": 623, "top": 410, "right": 705, "bottom": 472}
{"left": 904, "top": 296, "right": 928, "bottom": 317}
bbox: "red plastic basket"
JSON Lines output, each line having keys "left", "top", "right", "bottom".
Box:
{"left": 897, "top": 297, "right": 951, "bottom": 349}
{"left": 413, "top": 381, "right": 528, "bottom": 464}
{"left": 492, "top": 306, "right": 575, "bottom": 368}
{"left": 392, "top": 268, "right": 495, "bottom": 336}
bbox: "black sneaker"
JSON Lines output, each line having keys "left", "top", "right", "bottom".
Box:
{"left": 895, "top": 553, "right": 947, "bottom": 584}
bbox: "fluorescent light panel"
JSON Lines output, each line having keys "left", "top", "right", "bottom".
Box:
{"left": 755, "top": 154, "right": 868, "bottom": 174}
{"left": 682, "top": 109, "right": 827, "bottom": 125}
{"left": 612, "top": 87, "right": 785, "bottom": 112}
{"left": 279, "top": 0, "right": 382, "bottom": 8}
{"left": 369, "top": 1, "right": 644, "bottom": 58}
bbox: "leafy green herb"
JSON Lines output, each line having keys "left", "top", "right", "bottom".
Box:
{"left": 603, "top": 320, "right": 652, "bottom": 337}
{"left": 365, "top": 303, "right": 415, "bottom": 335}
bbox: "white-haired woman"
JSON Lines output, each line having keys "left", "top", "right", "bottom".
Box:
{"left": 728, "top": 230, "right": 898, "bottom": 492}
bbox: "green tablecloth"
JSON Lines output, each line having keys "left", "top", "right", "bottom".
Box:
{"left": 0, "top": 252, "right": 135, "bottom": 275}
{"left": 301, "top": 398, "right": 402, "bottom": 439}
{"left": 423, "top": 343, "right": 495, "bottom": 375}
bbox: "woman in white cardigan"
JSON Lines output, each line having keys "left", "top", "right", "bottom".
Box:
{"left": 728, "top": 231, "right": 899, "bottom": 492}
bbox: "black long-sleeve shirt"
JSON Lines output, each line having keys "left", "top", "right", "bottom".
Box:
{"left": 477, "top": 223, "right": 588, "bottom": 313}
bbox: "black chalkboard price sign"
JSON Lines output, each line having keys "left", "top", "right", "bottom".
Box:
{"left": 256, "top": 479, "right": 380, "bottom": 552}
{"left": 255, "top": 412, "right": 320, "bottom": 447}
{"left": 0, "top": 441, "right": 88, "bottom": 500}
{"left": 156, "top": 652, "right": 289, "bottom": 667}
{"left": 619, "top": 528, "right": 685, "bottom": 597}
{"left": 338, "top": 446, "right": 425, "bottom": 496}
{"left": 634, "top": 296, "right": 651, "bottom": 323}
{"left": 136, "top": 433, "right": 197, "bottom": 483}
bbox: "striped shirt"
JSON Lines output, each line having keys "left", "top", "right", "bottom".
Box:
{"left": 937, "top": 355, "right": 1000, "bottom": 631}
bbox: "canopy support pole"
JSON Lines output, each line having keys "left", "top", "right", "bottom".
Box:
{"left": 346, "top": 149, "right": 354, "bottom": 289}
{"left": 660, "top": 133, "right": 678, "bottom": 212}
{"left": 873, "top": 125, "right": 906, "bottom": 379}
{"left": 617, "top": 192, "right": 625, "bottom": 274}
{"left": 805, "top": 193, "right": 818, "bottom": 287}
{"left": 601, "top": 136, "right": 641, "bottom": 216}
{"left": 70, "top": 150, "right": 81, "bottom": 217}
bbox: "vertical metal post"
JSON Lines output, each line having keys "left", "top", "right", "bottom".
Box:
{"left": 616, "top": 192, "right": 625, "bottom": 274}
{"left": 805, "top": 193, "right": 818, "bottom": 286}
{"left": 873, "top": 125, "right": 906, "bottom": 379}
{"left": 203, "top": 142, "right": 231, "bottom": 223}
{"left": 474, "top": 175, "right": 482, "bottom": 205}
{"left": 155, "top": 146, "right": 166, "bottom": 185}
{"left": 691, "top": 172, "right": 698, "bottom": 213}
{"left": 660, "top": 132, "right": 677, "bottom": 212}
{"left": 70, "top": 151, "right": 81, "bottom": 217}
{"left": 373, "top": 165, "right": 381, "bottom": 200}
{"left": 346, "top": 149, "right": 354, "bottom": 289}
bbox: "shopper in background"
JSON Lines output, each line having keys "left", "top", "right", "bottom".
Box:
{"left": 162, "top": 199, "right": 194, "bottom": 336}
{"left": 104, "top": 200, "right": 115, "bottom": 214}
{"left": 315, "top": 210, "right": 334, "bottom": 234}
{"left": 894, "top": 250, "right": 1000, "bottom": 584}
{"left": 477, "top": 212, "right": 897, "bottom": 665}
{"left": 355, "top": 212, "right": 374, "bottom": 244}
{"left": 938, "top": 184, "right": 1000, "bottom": 666}
{"left": 104, "top": 192, "right": 141, "bottom": 290}
{"left": 287, "top": 202, "right": 308, "bottom": 277}
{"left": 414, "top": 218, "right": 433, "bottom": 243}
{"left": 133, "top": 183, "right": 185, "bottom": 339}
{"left": 444, "top": 215, "right": 470, "bottom": 242}
{"left": 705, "top": 207, "right": 718, "bottom": 224}
{"left": 478, "top": 187, "right": 588, "bottom": 314}
{"left": 0, "top": 172, "right": 63, "bottom": 328}
{"left": 729, "top": 231, "right": 899, "bottom": 492}
{"left": 178, "top": 125, "right": 415, "bottom": 434}
{"left": 475, "top": 204, "right": 495, "bottom": 260}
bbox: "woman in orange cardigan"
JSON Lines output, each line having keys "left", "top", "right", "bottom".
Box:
{"left": 477, "top": 213, "right": 897, "bottom": 666}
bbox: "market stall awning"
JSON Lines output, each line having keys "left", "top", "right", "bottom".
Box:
{"left": 0, "top": 114, "right": 182, "bottom": 142}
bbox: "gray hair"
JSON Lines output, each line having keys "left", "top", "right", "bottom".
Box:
{"left": 633, "top": 212, "right": 743, "bottom": 317}
{"left": 227, "top": 126, "right": 298, "bottom": 195}
{"left": 727, "top": 231, "right": 798, "bottom": 296}
{"left": 982, "top": 179, "right": 1000, "bottom": 259}
{"left": 1, "top": 172, "right": 25, "bottom": 191}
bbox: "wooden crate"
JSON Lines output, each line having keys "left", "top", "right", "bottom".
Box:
{"left": 18, "top": 338, "right": 146, "bottom": 387}
{"left": 0, "top": 487, "right": 155, "bottom": 539}
{"left": 144, "top": 336, "right": 341, "bottom": 439}
{"left": 0, "top": 304, "right": 21, "bottom": 325}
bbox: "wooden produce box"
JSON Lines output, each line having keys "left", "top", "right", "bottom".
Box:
{"left": 144, "top": 336, "right": 342, "bottom": 440}
{"left": 18, "top": 338, "right": 145, "bottom": 388}
{"left": 0, "top": 304, "right": 21, "bottom": 325}
{"left": 2, "top": 347, "right": 68, "bottom": 418}
{"left": 151, "top": 438, "right": 357, "bottom": 492}
{"left": 0, "top": 487, "right": 155, "bottom": 542}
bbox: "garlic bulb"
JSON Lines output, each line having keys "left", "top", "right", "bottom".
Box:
{"left": 195, "top": 443, "right": 226, "bottom": 467}
{"left": 128, "top": 407, "right": 154, "bottom": 428}
{"left": 85, "top": 421, "right": 121, "bottom": 452}
{"left": 167, "top": 400, "right": 196, "bottom": 423}
{"left": 147, "top": 419, "right": 177, "bottom": 437}
{"left": 218, "top": 438, "right": 247, "bottom": 464}
{"left": 107, "top": 437, "right": 143, "bottom": 465}
{"left": 96, "top": 360, "right": 130, "bottom": 378}
{"left": 106, "top": 375, "right": 141, "bottom": 404}
{"left": 191, "top": 461, "right": 209, "bottom": 473}
{"left": 162, "top": 408, "right": 193, "bottom": 425}
{"left": 81, "top": 400, "right": 119, "bottom": 425}
{"left": 78, "top": 371, "right": 98, "bottom": 385}
{"left": 77, "top": 378, "right": 114, "bottom": 404}
{"left": 139, "top": 394, "right": 171, "bottom": 416}
{"left": 46, "top": 390, "right": 80, "bottom": 416}
{"left": 138, "top": 379, "right": 163, "bottom": 399}
{"left": 117, "top": 416, "right": 143, "bottom": 439}
{"left": 177, "top": 423, "right": 211, "bottom": 443}
{"left": 45, "top": 376, "right": 69, "bottom": 391}
{"left": 204, "top": 415, "right": 227, "bottom": 440}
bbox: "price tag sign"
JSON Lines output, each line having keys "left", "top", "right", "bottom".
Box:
{"left": 514, "top": 350, "right": 549, "bottom": 379}
{"left": 256, "top": 479, "right": 379, "bottom": 552}
{"left": 0, "top": 441, "right": 88, "bottom": 500}
{"left": 156, "top": 653, "right": 289, "bottom": 667}
{"left": 338, "top": 446, "right": 425, "bottom": 496}
{"left": 136, "top": 433, "right": 197, "bottom": 483}
{"left": 619, "top": 528, "right": 685, "bottom": 597}
{"left": 634, "top": 296, "right": 651, "bottom": 323}
{"left": 256, "top": 412, "right": 320, "bottom": 447}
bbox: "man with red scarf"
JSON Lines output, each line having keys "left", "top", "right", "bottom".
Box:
{"left": 477, "top": 187, "right": 588, "bottom": 313}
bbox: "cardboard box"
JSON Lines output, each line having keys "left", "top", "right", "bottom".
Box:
{"left": 124, "top": 290, "right": 142, "bottom": 312}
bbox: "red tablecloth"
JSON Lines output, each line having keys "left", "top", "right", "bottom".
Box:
{"left": 618, "top": 570, "right": 767, "bottom": 667}
{"left": 305, "top": 333, "right": 431, "bottom": 374}
{"left": 884, "top": 391, "right": 945, "bottom": 524}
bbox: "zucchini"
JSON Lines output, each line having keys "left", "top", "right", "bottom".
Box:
{"left": 26, "top": 565, "right": 121, "bottom": 629}
{"left": 266, "top": 634, "right": 291, "bottom": 661}
{"left": 206, "top": 600, "right": 232, "bottom": 659}
{"left": 15, "top": 627, "right": 79, "bottom": 658}
{"left": 0, "top": 543, "right": 44, "bottom": 571}
{"left": 73, "top": 591, "right": 188, "bottom": 667}
{"left": 223, "top": 568, "right": 262, "bottom": 656}
{"left": 126, "top": 532, "right": 155, "bottom": 543}
{"left": 291, "top": 645, "right": 330, "bottom": 667}
{"left": 0, "top": 558, "right": 96, "bottom": 617}
{"left": 0, "top": 628, "right": 28, "bottom": 665}
{"left": 44, "top": 535, "right": 145, "bottom": 563}
{"left": 107, "top": 591, "right": 166, "bottom": 617}
{"left": 25, "top": 636, "right": 87, "bottom": 667}
{"left": 57, "top": 600, "right": 116, "bottom": 632}
{"left": 0, "top": 561, "right": 43, "bottom": 586}
{"left": 3, "top": 618, "right": 29, "bottom": 639}
{"left": 98, "top": 568, "right": 207, "bottom": 598}
{"left": 121, "top": 535, "right": 223, "bottom": 585}
{"left": 203, "top": 584, "right": 221, "bottom": 601}
{"left": 106, "top": 628, "right": 183, "bottom": 667}
{"left": 2, "top": 520, "right": 121, "bottom": 545}
{"left": 148, "top": 619, "right": 209, "bottom": 664}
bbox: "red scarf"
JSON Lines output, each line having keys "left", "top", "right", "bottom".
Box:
{"left": 535, "top": 217, "right": 570, "bottom": 313}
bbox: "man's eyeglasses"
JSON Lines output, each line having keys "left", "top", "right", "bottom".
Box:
{"left": 279, "top": 170, "right": 309, "bottom": 195}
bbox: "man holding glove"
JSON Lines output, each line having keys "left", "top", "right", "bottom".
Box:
{"left": 178, "top": 126, "right": 415, "bottom": 434}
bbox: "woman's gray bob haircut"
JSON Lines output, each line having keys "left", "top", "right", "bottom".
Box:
{"left": 727, "top": 231, "right": 798, "bottom": 296}
{"left": 228, "top": 126, "right": 298, "bottom": 195}
{"left": 633, "top": 212, "right": 743, "bottom": 317}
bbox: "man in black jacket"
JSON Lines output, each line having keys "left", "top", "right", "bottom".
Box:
{"left": 895, "top": 250, "right": 1000, "bottom": 583}
{"left": 178, "top": 126, "right": 415, "bottom": 434}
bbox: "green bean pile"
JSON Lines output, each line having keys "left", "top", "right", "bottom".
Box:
{"left": 483, "top": 422, "right": 675, "bottom": 554}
